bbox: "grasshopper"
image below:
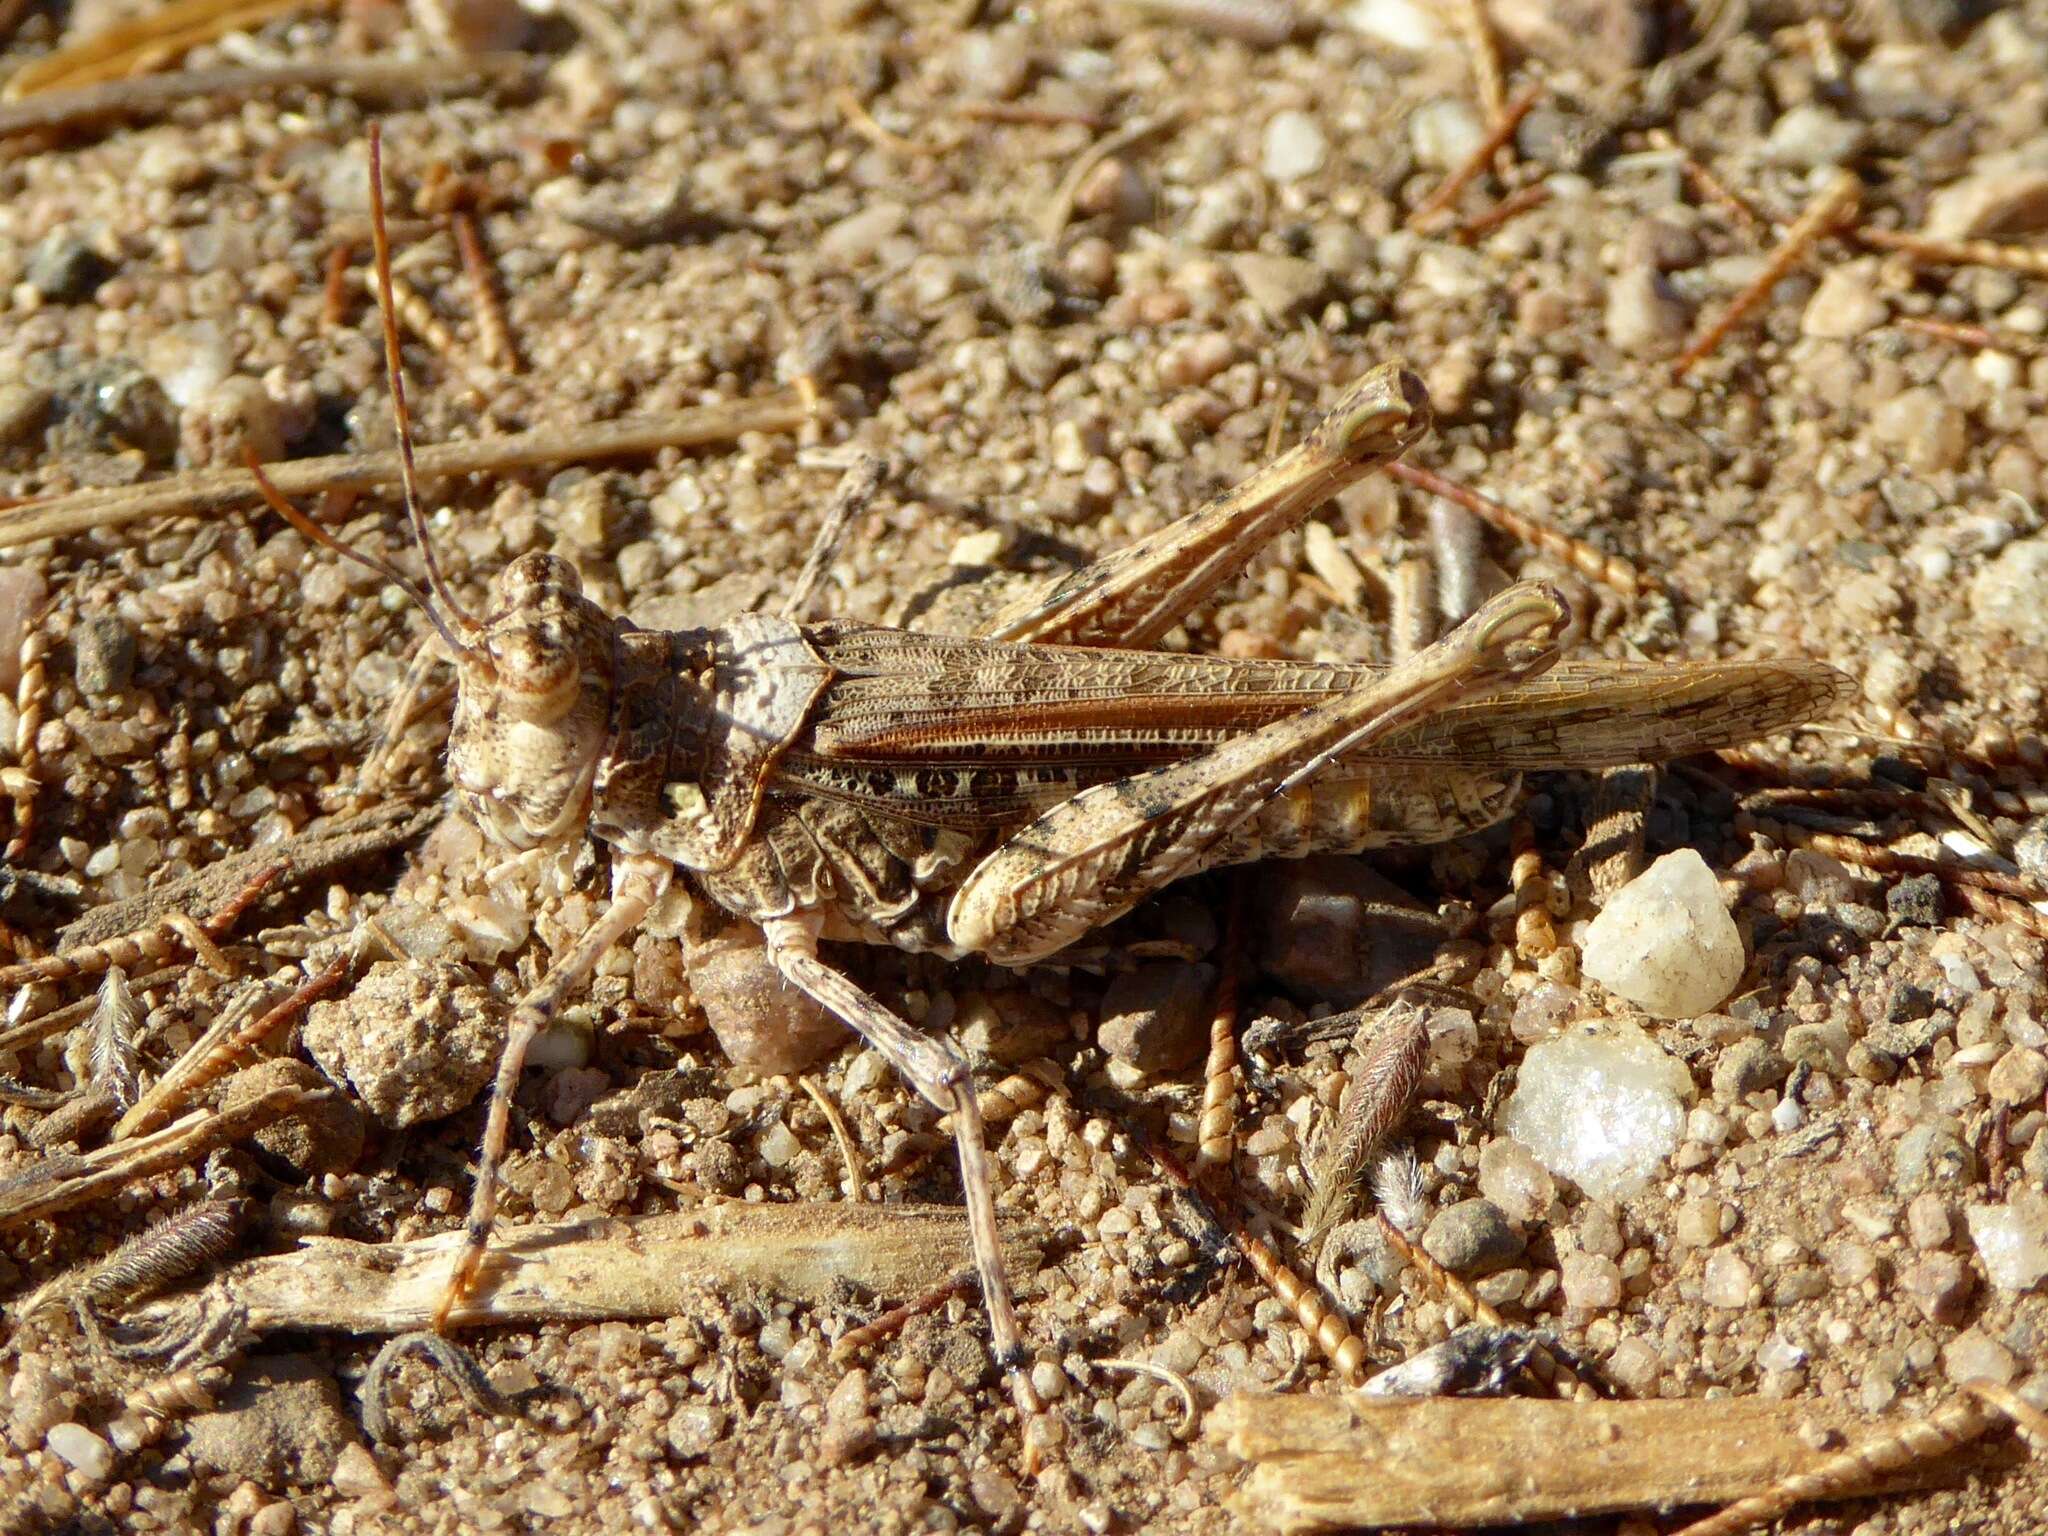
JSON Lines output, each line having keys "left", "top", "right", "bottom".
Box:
{"left": 255, "top": 128, "right": 1845, "bottom": 1452}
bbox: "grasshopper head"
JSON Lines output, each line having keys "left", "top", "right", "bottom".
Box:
{"left": 448, "top": 552, "right": 618, "bottom": 850}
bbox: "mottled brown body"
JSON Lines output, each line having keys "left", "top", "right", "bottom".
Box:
{"left": 442, "top": 566, "right": 1841, "bottom": 966}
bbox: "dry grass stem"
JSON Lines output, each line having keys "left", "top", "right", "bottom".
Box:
{"left": 0, "top": 964, "right": 181, "bottom": 1057}
{"left": 1855, "top": 225, "right": 2048, "bottom": 279}
{"left": 1375, "top": 1213, "right": 1594, "bottom": 1399}
{"left": 3, "top": 0, "right": 326, "bottom": 99}
{"left": 1209, "top": 1392, "right": 1953, "bottom": 1532}
{"left": 1456, "top": 182, "right": 1551, "bottom": 242}
{"left": 1128, "top": 0, "right": 1299, "bottom": 46}
{"left": 1386, "top": 460, "right": 1651, "bottom": 598}
{"left": 1405, "top": 83, "right": 1539, "bottom": 232}
{"left": 113, "top": 950, "right": 352, "bottom": 1140}
{"left": 1889, "top": 315, "right": 2017, "bottom": 350}
{"left": 935, "top": 1058, "right": 1062, "bottom": 1135}
{"left": 1668, "top": 1380, "right": 2048, "bottom": 1536}
{"left": 0, "top": 54, "right": 535, "bottom": 140}
{"left": 0, "top": 867, "right": 278, "bottom": 1005}
{"left": 1153, "top": 1143, "right": 1367, "bottom": 1385}
{"left": 1509, "top": 818, "right": 1560, "bottom": 960}
{"left": 831, "top": 1270, "right": 975, "bottom": 1362}
{"left": 1645, "top": 128, "right": 1768, "bottom": 233}
{"left": 452, "top": 210, "right": 519, "bottom": 373}
{"left": 0, "top": 391, "right": 810, "bottom": 550}
{"left": 0, "top": 1084, "right": 325, "bottom": 1230}
{"left": 798, "top": 1074, "right": 868, "bottom": 1202}
{"left": 1450, "top": 0, "right": 1507, "bottom": 146}
{"left": 321, "top": 241, "right": 354, "bottom": 330}
{"left": 133, "top": 1205, "right": 1043, "bottom": 1335}
{"left": 1193, "top": 886, "right": 1247, "bottom": 1175}
{"left": 949, "top": 99, "right": 1109, "bottom": 129}
{"left": 4, "top": 617, "right": 52, "bottom": 860}
{"left": 1038, "top": 113, "right": 1178, "bottom": 239}
{"left": 1672, "top": 169, "right": 1861, "bottom": 379}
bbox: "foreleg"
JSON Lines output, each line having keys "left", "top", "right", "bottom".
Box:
{"left": 434, "top": 852, "right": 672, "bottom": 1329}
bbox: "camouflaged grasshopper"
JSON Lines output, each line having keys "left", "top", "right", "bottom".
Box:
{"left": 255, "top": 129, "right": 1846, "bottom": 1450}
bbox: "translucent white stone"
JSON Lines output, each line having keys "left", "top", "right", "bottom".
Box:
{"left": 1582, "top": 849, "right": 1745, "bottom": 1019}
{"left": 1503, "top": 1024, "right": 1693, "bottom": 1201}
{"left": 1967, "top": 1188, "right": 2048, "bottom": 1292}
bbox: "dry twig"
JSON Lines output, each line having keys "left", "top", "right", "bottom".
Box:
{"left": 4, "top": 0, "right": 322, "bottom": 99}
{"left": 1376, "top": 1214, "right": 1593, "bottom": 1399}
{"left": 114, "top": 950, "right": 353, "bottom": 1140}
{"left": 452, "top": 210, "right": 519, "bottom": 373}
{"left": 1405, "top": 84, "right": 1540, "bottom": 232}
{"left": 1645, "top": 128, "right": 1767, "bottom": 234}
{"left": 1854, "top": 225, "right": 2048, "bottom": 279}
{"left": 1672, "top": 170, "right": 1861, "bottom": 379}
{"left": 0, "top": 1085, "right": 324, "bottom": 1230}
{"left": 1668, "top": 1379, "right": 2048, "bottom": 1536}
{"left": 0, "top": 54, "right": 535, "bottom": 140}
{"left": 1206, "top": 1390, "right": 2015, "bottom": 1532}
{"left": 0, "top": 392, "right": 812, "bottom": 550}
{"left": 1386, "top": 460, "right": 1652, "bottom": 598}
{"left": 4, "top": 615, "right": 52, "bottom": 860}
{"left": 131, "top": 1205, "right": 1043, "bottom": 1334}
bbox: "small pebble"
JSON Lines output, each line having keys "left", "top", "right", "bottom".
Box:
{"left": 1967, "top": 1188, "right": 2048, "bottom": 1291}
{"left": 1604, "top": 266, "right": 1691, "bottom": 358}
{"left": 1230, "top": 251, "right": 1328, "bottom": 321}
{"left": 46, "top": 1422, "right": 114, "bottom": 1482}
{"left": 1902, "top": 1252, "right": 1973, "bottom": 1324}
{"left": 1871, "top": 386, "right": 1967, "bottom": 474}
{"left": 1407, "top": 96, "right": 1485, "bottom": 171}
{"left": 1894, "top": 1124, "right": 1978, "bottom": 1197}
{"left": 26, "top": 231, "right": 112, "bottom": 303}
{"left": 1927, "top": 166, "right": 2048, "bottom": 239}
{"left": 1701, "top": 1250, "right": 1755, "bottom": 1309}
{"left": 1421, "top": 1199, "right": 1524, "bottom": 1274}
{"left": 1098, "top": 961, "right": 1215, "bottom": 1074}
{"left": 1941, "top": 1328, "right": 2017, "bottom": 1387}
{"left": 1582, "top": 851, "right": 1744, "bottom": 1019}
{"left": 1504, "top": 1025, "right": 1690, "bottom": 1201}
{"left": 1989, "top": 1047, "right": 2048, "bottom": 1107}
{"left": 1675, "top": 1198, "right": 1725, "bottom": 1249}
{"left": 1969, "top": 538, "right": 2048, "bottom": 648}
{"left": 1262, "top": 110, "right": 1327, "bottom": 182}
{"left": 1906, "top": 1192, "right": 1953, "bottom": 1250}
{"left": 1561, "top": 1251, "right": 1622, "bottom": 1310}
{"left": 73, "top": 614, "right": 136, "bottom": 697}
{"left": 1764, "top": 104, "right": 1867, "bottom": 168}
{"left": 1476, "top": 1139, "right": 1554, "bottom": 1225}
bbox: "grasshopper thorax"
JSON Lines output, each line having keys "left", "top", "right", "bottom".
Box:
{"left": 448, "top": 552, "right": 620, "bottom": 851}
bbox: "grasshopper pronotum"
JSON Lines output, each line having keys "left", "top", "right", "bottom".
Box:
{"left": 256, "top": 126, "right": 1846, "bottom": 1457}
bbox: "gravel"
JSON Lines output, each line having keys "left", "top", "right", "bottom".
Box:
{"left": 2, "top": 6, "right": 2047, "bottom": 1534}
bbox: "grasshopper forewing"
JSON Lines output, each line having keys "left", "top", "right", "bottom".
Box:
{"left": 253, "top": 126, "right": 1848, "bottom": 1464}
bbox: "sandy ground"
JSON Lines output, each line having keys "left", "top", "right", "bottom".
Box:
{"left": 3, "top": 0, "right": 2048, "bottom": 1532}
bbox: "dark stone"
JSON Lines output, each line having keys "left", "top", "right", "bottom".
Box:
{"left": 1886, "top": 875, "right": 1945, "bottom": 929}
{"left": 26, "top": 231, "right": 113, "bottom": 302}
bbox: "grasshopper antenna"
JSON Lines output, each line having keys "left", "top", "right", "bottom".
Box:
{"left": 366, "top": 121, "right": 480, "bottom": 639}
{"left": 244, "top": 452, "right": 478, "bottom": 660}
